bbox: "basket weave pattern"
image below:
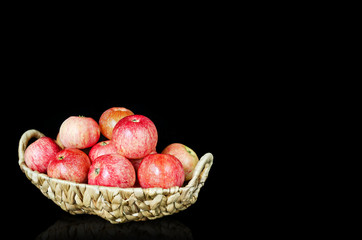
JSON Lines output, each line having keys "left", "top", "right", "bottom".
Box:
{"left": 18, "top": 130, "right": 213, "bottom": 224}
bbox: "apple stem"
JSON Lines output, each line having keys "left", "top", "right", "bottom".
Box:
{"left": 185, "top": 146, "right": 193, "bottom": 154}
{"left": 95, "top": 168, "right": 100, "bottom": 175}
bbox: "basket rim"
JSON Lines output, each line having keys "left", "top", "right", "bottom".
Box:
{"left": 19, "top": 153, "right": 213, "bottom": 194}
{"left": 18, "top": 129, "right": 213, "bottom": 193}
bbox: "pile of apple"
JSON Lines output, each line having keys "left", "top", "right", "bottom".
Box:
{"left": 24, "top": 107, "right": 200, "bottom": 189}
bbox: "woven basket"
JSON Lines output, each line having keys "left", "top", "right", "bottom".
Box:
{"left": 18, "top": 129, "right": 213, "bottom": 224}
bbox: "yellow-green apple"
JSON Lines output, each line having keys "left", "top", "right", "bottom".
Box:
{"left": 88, "top": 154, "right": 136, "bottom": 188}
{"left": 162, "top": 143, "right": 199, "bottom": 181}
{"left": 47, "top": 148, "right": 91, "bottom": 183}
{"left": 59, "top": 116, "right": 100, "bottom": 149}
{"left": 88, "top": 140, "right": 118, "bottom": 163}
{"left": 99, "top": 107, "right": 134, "bottom": 139}
{"left": 112, "top": 115, "right": 158, "bottom": 159}
{"left": 138, "top": 154, "right": 185, "bottom": 189}
{"left": 56, "top": 133, "right": 64, "bottom": 149}
{"left": 24, "top": 137, "right": 62, "bottom": 173}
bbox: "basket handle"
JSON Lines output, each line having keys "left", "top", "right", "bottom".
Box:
{"left": 18, "top": 129, "right": 45, "bottom": 164}
{"left": 186, "top": 152, "right": 213, "bottom": 188}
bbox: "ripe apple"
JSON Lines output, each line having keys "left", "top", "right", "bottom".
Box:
{"left": 130, "top": 149, "right": 157, "bottom": 187}
{"left": 131, "top": 158, "right": 143, "bottom": 188}
{"left": 99, "top": 107, "right": 134, "bottom": 139}
{"left": 130, "top": 148, "right": 157, "bottom": 172}
{"left": 138, "top": 154, "right": 185, "bottom": 189}
{"left": 88, "top": 154, "right": 136, "bottom": 188}
{"left": 59, "top": 116, "right": 100, "bottom": 149}
{"left": 112, "top": 115, "right": 158, "bottom": 159}
{"left": 161, "top": 143, "right": 199, "bottom": 181}
{"left": 88, "top": 140, "right": 118, "bottom": 163}
{"left": 24, "top": 137, "right": 62, "bottom": 173}
{"left": 130, "top": 158, "right": 143, "bottom": 173}
{"left": 56, "top": 133, "right": 65, "bottom": 149}
{"left": 48, "top": 148, "right": 91, "bottom": 183}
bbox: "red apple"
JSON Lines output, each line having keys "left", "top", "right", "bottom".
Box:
{"left": 48, "top": 148, "right": 91, "bottom": 183}
{"left": 99, "top": 107, "right": 134, "bottom": 139}
{"left": 24, "top": 137, "right": 62, "bottom": 173}
{"left": 59, "top": 116, "right": 100, "bottom": 149}
{"left": 130, "top": 158, "right": 143, "bottom": 188}
{"left": 138, "top": 154, "right": 185, "bottom": 189}
{"left": 130, "top": 149, "right": 157, "bottom": 187}
{"left": 112, "top": 115, "right": 158, "bottom": 159}
{"left": 88, "top": 140, "right": 118, "bottom": 163}
{"left": 130, "top": 148, "right": 157, "bottom": 172}
{"left": 88, "top": 154, "right": 136, "bottom": 188}
{"left": 161, "top": 143, "right": 199, "bottom": 181}
{"left": 130, "top": 158, "right": 143, "bottom": 173}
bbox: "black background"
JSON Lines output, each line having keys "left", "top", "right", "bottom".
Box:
{"left": 10, "top": 99, "right": 234, "bottom": 239}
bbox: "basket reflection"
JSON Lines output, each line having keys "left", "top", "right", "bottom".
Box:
{"left": 36, "top": 213, "right": 193, "bottom": 240}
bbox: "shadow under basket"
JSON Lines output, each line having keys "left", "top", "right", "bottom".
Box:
{"left": 18, "top": 129, "right": 213, "bottom": 224}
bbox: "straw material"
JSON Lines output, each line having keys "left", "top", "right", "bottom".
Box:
{"left": 18, "top": 129, "right": 213, "bottom": 224}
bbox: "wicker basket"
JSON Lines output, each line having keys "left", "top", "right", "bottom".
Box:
{"left": 18, "top": 129, "right": 213, "bottom": 224}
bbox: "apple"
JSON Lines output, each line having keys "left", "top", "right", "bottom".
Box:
{"left": 99, "top": 107, "right": 134, "bottom": 139}
{"left": 130, "top": 148, "right": 157, "bottom": 172}
{"left": 59, "top": 116, "right": 100, "bottom": 149}
{"left": 56, "top": 133, "right": 65, "bottom": 149}
{"left": 138, "top": 154, "right": 185, "bottom": 189}
{"left": 130, "top": 158, "right": 143, "bottom": 188}
{"left": 88, "top": 154, "right": 136, "bottom": 188}
{"left": 88, "top": 140, "right": 118, "bottom": 163}
{"left": 24, "top": 137, "right": 62, "bottom": 173}
{"left": 130, "top": 158, "right": 143, "bottom": 173}
{"left": 48, "top": 148, "right": 91, "bottom": 183}
{"left": 112, "top": 115, "right": 158, "bottom": 159}
{"left": 130, "top": 149, "right": 157, "bottom": 187}
{"left": 161, "top": 143, "right": 199, "bottom": 181}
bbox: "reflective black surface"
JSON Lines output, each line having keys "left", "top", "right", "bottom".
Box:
{"left": 36, "top": 213, "right": 193, "bottom": 240}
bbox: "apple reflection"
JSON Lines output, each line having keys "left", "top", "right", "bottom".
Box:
{"left": 36, "top": 214, "right": 193, "bottom": 240}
